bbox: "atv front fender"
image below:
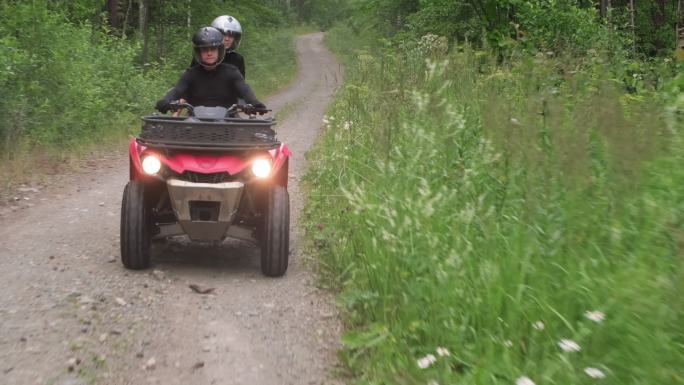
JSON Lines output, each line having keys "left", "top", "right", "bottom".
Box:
{"left": 271, "top": 144, "right": 291, "bottom": 187}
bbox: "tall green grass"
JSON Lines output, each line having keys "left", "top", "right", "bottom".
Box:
{"left": 305, "top": 27, "right": 684, "bottom": 384}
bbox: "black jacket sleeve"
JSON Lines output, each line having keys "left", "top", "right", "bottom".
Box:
{"left": 229, "top": 69, "right": 263, "bottom": 107}
{"left": 235, "top": 77, "right": 261, "bottom": 106}
{"left": 156, "top": 71, "right": 191, "bottom": 113}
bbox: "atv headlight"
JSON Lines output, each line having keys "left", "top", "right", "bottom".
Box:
{"left": 252, "top": 158, "right": 272, "bottom": 178}
{"left": 142, "top": 155, "right": 162, "bottom": 175}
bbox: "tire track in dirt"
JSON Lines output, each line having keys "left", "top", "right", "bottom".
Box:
{"left": 0, "top": 32, "right": 343, "bottom": 385}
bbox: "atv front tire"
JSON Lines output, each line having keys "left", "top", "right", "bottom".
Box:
{"left": 260, "top": 185, "right": 290, "bottom": 277}
{"left": 120, "top": 181, "right": 151, "bottom": 269}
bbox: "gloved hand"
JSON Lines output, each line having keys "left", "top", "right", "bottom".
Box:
{"left": 155, "top": 99, "right": 171, "bottom": 114}
{"left": 156, "top": 99, "right": 182, "bottom": 114}
{"left": 250, "top": 102, "right": 268, "bottom": 115}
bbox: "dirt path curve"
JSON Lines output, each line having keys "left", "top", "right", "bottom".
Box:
{"left": 0, "top": 32, "right": 343, "bottom": 385}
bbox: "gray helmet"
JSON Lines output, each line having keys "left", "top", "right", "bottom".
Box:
{"left": 210, "top": 15, "right": 242, "bottom": 51}
{"left": 192, "top": 26, "right": 225, "bottom": 69}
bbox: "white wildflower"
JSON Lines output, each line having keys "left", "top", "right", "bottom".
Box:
{"left": 322, "top": 116, "right": 329, "bottom": 125}
{"left": 427, "top": 381, "right": 440, "bottom": 385}
{"left": 417, "top": 354, "right": 437, "bottom": 369}
{"left": 516, "top": 376, "right": 535, "bottom": 385}
{"left": 343, "top": 121, "right": 352, "bottom": 130}
{"left": 436, "top": 347, "right": 450, "bottom": 357}
{"left": 532, "top": 321, "right": 545, "bottom": 331}
{"left": 504, "top": 340, "right": 513, "bottom": 348}
{"left": 558, "top": 339, "right": 581, "bottom": 353}
{"left": 510, "top": 117, "right": 521, "bottom": 125}
{"left": 584, "top": 310, "right": 605, "bottom": 323}
{"left": 584, "top": 367, "right": 606, "bottom": 379}
{"left": 417, "top": 357, "right": 430, "bottom": 369}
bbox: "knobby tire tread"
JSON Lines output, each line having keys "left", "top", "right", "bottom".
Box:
{"left": 120, "top": 181, "right": 151, "bottom": 270}
{"left": 261, "top": 186, "right": 290, "bottom": 277}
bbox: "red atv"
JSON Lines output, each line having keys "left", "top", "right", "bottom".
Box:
{"left": 120, "top": 103, "right": 291, "bottom": 277}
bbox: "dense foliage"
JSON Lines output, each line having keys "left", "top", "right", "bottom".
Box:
{"left": 302, "top": 0, "right": 684, "bottom": 58}
{"left": 304, "top": 1, "right": 684, "bottom": 384}
{"left": 0, "top": 0, "right": 299, "bottom": 157}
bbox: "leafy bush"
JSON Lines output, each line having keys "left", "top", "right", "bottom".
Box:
{"left": 515, "top": 1, "right": 610, "bottom": 54}
{"left": 0, "top": 1, "right": 166, "bottom": 151}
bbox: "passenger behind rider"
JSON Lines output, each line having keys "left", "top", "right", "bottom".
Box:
{"left": 156, "top": 27, "right": 266, "bottom": 114}
{"left": 189, "top": 15, "right": 245, "bottom": 79}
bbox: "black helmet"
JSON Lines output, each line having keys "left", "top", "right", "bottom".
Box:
{"left": 192, "top": 27, "right": 225, "bottom": 69}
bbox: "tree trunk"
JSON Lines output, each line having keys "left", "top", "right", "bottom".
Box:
{"left": 121, "top": 0, "right": 132, "bottom": 38}
{"left": 140, "top": 0, "right": 149, "bottom": 65}
{"left": 600, "top": 0, "right": 607, "bottom": 18}
{"left": 187, "top": 0, "right": 192, "bottom": 30}
{"left": 468, "top": 0, "right": 491, "bottom": 30}
{"left": 630, "top": 0, "right": 636, "bottom": 55}
{"left": 678, "top": 0, "right": 682, "bottom": 45}
{"left": 678, "top": 0, "right": 684, "bottom": 54}
{"left": 295, "top": 0, "right": 304, "bottom": 21}
{"left": 600, "top": 0, "right": 612, "bottom": 21}
{"left": 652, "top": 0, "right": 668, "bottom": 51}
{"left": 678, "top": 0, "right": 682, "bottom": 35}
{"left": 138, "top": 0, "right": 145, "bottom": 32}
{"left": 157, "top": 0, "right": 165, "bottom": 61}
{"left": 107, "top": 0, "right": 119, "bottom": 28}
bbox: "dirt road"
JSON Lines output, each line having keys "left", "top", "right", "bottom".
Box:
{"left": 0, "top": 32, "right": 343, "bottom": 385}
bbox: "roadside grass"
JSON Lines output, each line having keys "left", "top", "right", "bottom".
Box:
{"left": 304, "top": 27, "right": 684, "bottom": 384}
{"left": 274, "top": 101, "right": 299, "bottom": 122}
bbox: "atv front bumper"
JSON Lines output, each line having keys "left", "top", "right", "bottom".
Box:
{"left": 166, "top": 179, "right": 244, "bottom": 241}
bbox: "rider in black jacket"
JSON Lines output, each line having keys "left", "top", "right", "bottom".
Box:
{"left": 156, "top": 27, "right": 264, "bottom": 114}
{"left": 189, "top": 15, "right": 246, "bottom": 79}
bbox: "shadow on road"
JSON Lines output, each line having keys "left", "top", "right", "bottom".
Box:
{"left": 149, "top": 237, "right": 262, "bottom": 275}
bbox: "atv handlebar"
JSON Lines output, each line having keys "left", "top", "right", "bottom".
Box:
{"left": 229, "top": 104, "right": 271, "bottom": 116}
{"left": 166, "top": 101, "right": 270, "bottom": 117}
{"left": 168, "top": 101, "right": 194, "bottom": 114}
